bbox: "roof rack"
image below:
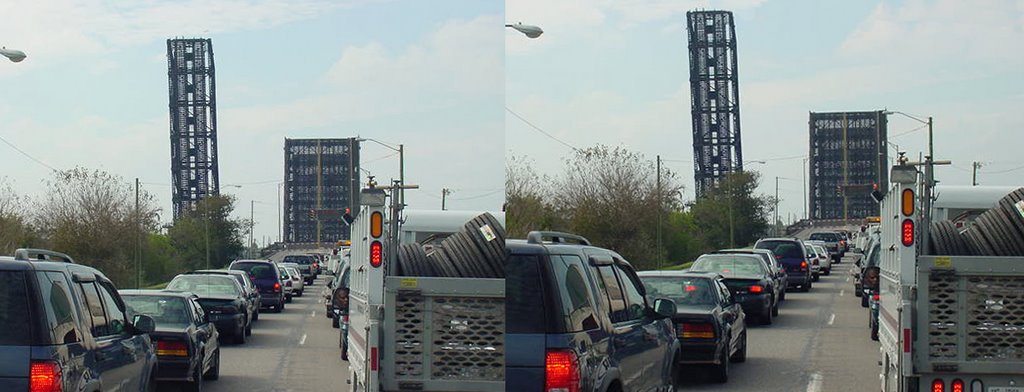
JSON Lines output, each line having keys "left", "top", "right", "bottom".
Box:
{"left": 526, "top": 231, "right": 591, "bottom": 246}
{"left": 14, "top": 248, "right": 75, "bottom": 263}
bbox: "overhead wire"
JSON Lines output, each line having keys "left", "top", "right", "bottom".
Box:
{"left": 506, "top": 107, "right": 579, "bottom": 151}
{"left": 0, "top": 134, "right": 58, "bottom": 172}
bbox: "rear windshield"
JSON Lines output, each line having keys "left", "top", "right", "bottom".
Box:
{"left": 283, "top": 255, "right": 313, "bottom": 265}
{"left": 0, "top": 271, "right": 32, "bottom": 345}
{"left": 506, "top": 254, "right": 547, "bottom": 334}
{"left": 756, "top": 240, "right": 803, "bottom": 259}
{"left": 691, "top": 255, "right": 767, "bottom": 276}
{"left": 123, "top": 296, "right": 191, "bottom": 328}
{"left": 231, "top": 262, "right": 276, "bottom": 280}
{"left": 641, "top": 277, "right": 716, "bottom": 306}
{"left": 167, "top": 275, "right": 240, "bottom": 296}
{"left": 809, "top": 233, "right": 838, "bottom": 241}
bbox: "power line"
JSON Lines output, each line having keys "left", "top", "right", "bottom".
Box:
{"left": 982, "top": 164, "right": 1024, "bottom": 174}
{"left": 0, "top": 134, "right": 58, "bottom": 172}
{"left": 505, "top": 107, "right": 579, "bottom": 151}
{"left": 450, "top": 189, "right": 503, "bottom": 201}
{"left": 890, "top": 123, "right": 929, "bottom": 138}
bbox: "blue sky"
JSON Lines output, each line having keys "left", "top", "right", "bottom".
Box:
{"left": 506, "top": 0, "right": 1024, "bottom": 223}
{"left": 0, "top": 0, "right": 504, "bottom": 243}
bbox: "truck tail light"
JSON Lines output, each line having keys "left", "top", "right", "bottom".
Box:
{"left": 873, "top": 294, "right": 880, "bottom": 302}
{"left": 951, "top": 379, "right": 964, "bottom": 392}
{"left": 902, "top": 219, "right": 915, "bottom": 246}
{"left": 902, "top": 188, "right": 915, "bottom": 216}
{"left": 933, "top": 379, "right": 944, "bottom": 392}
{"left": 370, "top": 211, "right": 383, "bottom": 238}
{"left": 680, "top": 322, "right": 715, "bottom": 339}
{"left": 970, "top": 380, "right": 983, "bottom": 392}
{"left": 30, "top": 361, "right": 62, "bottom": 392}
{"left": 545, "top": 350, "right": 579, "bottom": 392}
{"left": 370, "top": 241, "right": 383, "bottom": 267}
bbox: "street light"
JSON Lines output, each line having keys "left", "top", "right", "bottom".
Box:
{"left": 1, "top": 47, "right": 26, "bottom": 63}
{"left": 506, "top": 22, "right": 543, "bottom": 38}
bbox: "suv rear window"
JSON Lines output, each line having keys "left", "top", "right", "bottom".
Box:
{"left": 0, "top": 271, "right": 32, "bottom": 345}
{"left": 756, "top": 240, "right": 803, "bottom": 259}
{"left": 809, "top": 233, "right": 838, "bottom": 241}
{"left": 506, "top": 254, "right": 547, "bottom": 334}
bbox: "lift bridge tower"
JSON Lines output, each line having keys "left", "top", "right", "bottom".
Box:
{"left": 167, "top": 38, "right": 219, "bottom": 219}
{"left": 687, "top": 10, "right": 743, "bottom": 198}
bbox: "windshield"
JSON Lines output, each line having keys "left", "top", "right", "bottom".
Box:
{"left": 286, "top": 267, "right": 300, "bottom": 279}
{"left": 167, "top": 275, "right": 240, "bottom": 296}
{"left": 691, "top": 255, "right": 766, "bottom": 277}
{"left": 641, "top": 277, "right": 717, "bottom": 306}
{"left": 283, "top": 255, "right": 313, "bottom": 265}
{"left": 123, "top": 295, "right": 191, "bottom": 328}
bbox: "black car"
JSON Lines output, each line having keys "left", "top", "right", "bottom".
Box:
{"left": 754, "top": 238, "right": 813, "bottom": 292}
{"left": 506, "top": 231, "right": 679, "bottom": 392}
{"left": 229, "top": 259, "right": 286, "bottom": 312}
{"left": 0, "top": 248, "right": 158, "bottom": 392}
{"left": 166, "top": 274, "right": 252, "bottom": 344}
{"left": 689, "top": 253, "right": 779, "bottom": 324}
{"left": 638, "top": 271, "right": 748, "bottom": 383}
{"left": 189, "top": 269, "right": 261, "bottom": 321}
{"left": 121, "top": 290, "right": 221, "bottom": 391}
{"left": 712, "top": 248, "right": 787, "bottom": 302}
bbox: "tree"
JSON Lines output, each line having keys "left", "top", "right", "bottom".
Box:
{"left": 167, "top": 195, "right": 246, "bottom": 271}
{"left": 33, "top": 168, "right": 159, "bottom": 286}
{"left": 0, "top": 178, "right": 43, "bottom": 254}
{"left": 505, "top": 154, "right": 560, "bottom": 238}
{"left": 689, "top": 171, "right": 772, "bottom": 251}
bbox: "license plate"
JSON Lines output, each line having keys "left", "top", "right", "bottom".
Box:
{"left": 990, "top": 387, "right": 1024, "bottom": 392}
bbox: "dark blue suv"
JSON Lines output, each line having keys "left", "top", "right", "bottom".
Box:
{"left": 506, "top": 232, "right": 679, "bottom": 392}
{"left": 0, "top": 248, "right": 158, "bottom": 392}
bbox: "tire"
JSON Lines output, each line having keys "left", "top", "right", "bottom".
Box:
{"left": 252, "top": 309, "right": 259, "bottom": 321}
{"left": 812, "top": 273, "right": 820, "bottom": 282}
{"left": 204, "top": 349, "right": 220, "bottom": 380}
{"left": 730, "top": 332, "right": 747, "bottom": 363}
{"left": 286, "top": 295, "right": 292, "bottom": 303}
{"left": 245, "top": 319, "right": 252, "bottom": 336}
{"left": 771, "top": 299, "right": 780, "bottom": 317}
{"left": 854, "top": 287, "right": 862, "bottom": 297}
{"left": 296, "top": 289, "right": 303, "bottom": 297}
{"left": 713, "top": 340, "right": 730, "bottom": 383}
{"left": 824, "top": 268, "right": 831, "bottom": 276}
{"left": 871, "top": 323, "right": 879, "bottom": 341}
{"left": 463, "top": 213, "right": 507, "bottom": 277}
{"left": 762, "top": 304, "right": 773, "bottom": 325}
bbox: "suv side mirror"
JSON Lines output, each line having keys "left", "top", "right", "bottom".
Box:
{"left": 652, "top": 298, "right": 677, "bottom": 319}
{"left": 132, "top": 314, "right": 156, "bottom": 334}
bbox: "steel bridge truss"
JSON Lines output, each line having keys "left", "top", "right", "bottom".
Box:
{"left": 168, "top": 38, "right": 219, "bottom": 219}
{"left": 283, "top": 138, "right": 361, "bottom": 244}
{"left": 687, "top": 10, "right": 744, "bottom": 198}
{"left": 809, "top": 111, "right": 888, "bottom": 220}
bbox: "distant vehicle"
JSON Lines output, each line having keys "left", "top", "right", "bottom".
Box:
{"left": 506, "top": 231, "right": 680, "bottom": 392}
{"left": 278, "top": 267, "right": 295, "bottom": 302}
{"left": 804, "top": 242, "right": 832, "bottom": 276}
{"left": 229, "top": 259, "right": 286, "bottom": 313}
{"left": 329, "top": 263, "right": 352, "bottom": 360}
{"left": 121, "top": 290, "right": 221, "bottom": 391}
{"left": 0, "top": 248, "right": 158, "bottom": 392}
{"left": 188, "top": 269, "right": 261, "bottom": 321}
{"left": 808, "top": 231, "right": 845, "bottom": 261}
{"left": 166, "top": 274, "right": 252, "bottom": 344}
{"left": 689, "top": 253, "right": 779, "bottom": 324}
{"left": 638, "top": 271, "right": 748, "bottom": 383}
{"left": 713, "top": 248, "right": 788, "bottom": 302}
{"left": 284, "top": 266, "right": 305, "bottom": 296}
{"left": 282, "top": 255, "right": 317, "bottom": 284}
{"left": 754, "top": 238, "right": 813, "bottom": 292}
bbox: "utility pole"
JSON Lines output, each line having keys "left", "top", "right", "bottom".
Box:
{"left": 972, "top": 161, "right": 982, "bottom": 186}
{"left": 802, "top": 157, "right": 808, "bottom": 221}
{"left": 774, "top": 176, "right": 780, "bottom": 237}
{"left": 135, "top": 178, "right": 141, "bottom": 288}
{"left": 441, "top": 188, "right": 452, "bottom": 210}
{"left": 249, "top": 200, "right": 255, "bottom": 258}
{"left": 316, "top": 140, "right": 322, "bottom": 249}
{"left": 399, "top": 144, "right": 405, "bottom": 209}
{"left": 277, "top": 182, "right": 282, "bottom": 243}
{"left": 728, "top": 174, "right": 735, "bottom": 248}
{"left": 656, "top": 155, "right": 663, "bottom": 270}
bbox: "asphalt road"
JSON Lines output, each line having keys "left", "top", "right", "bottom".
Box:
{"left": 678, "top": 253, "right": 880, "bottom": 391}
{"left": 177, "top": 275, "right": 351, "bottom": 392}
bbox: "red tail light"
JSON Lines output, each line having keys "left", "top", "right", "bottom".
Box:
{"left": 873, "top": 294, "right": 880, "bottom": 301}
{"left": 370, "top": 241, "right": 383, "bottom": 267}
{"left": 273, "top": 282, "right": 281, "bottom": 292}
{"left": 684, "top": 285, "right": 698, "bottom": 292}
{"left": 749, "top": 285, "right": 764, "bottom": 294}
{"left": 30, "top": 361, "right": 61, "bottom": 392}
{"left": 545, "top": 350, "right": 579, "bottom": 392}
{"left": 156, "top": 340, "right": 189, "bottom": 357}
{"left": 680, "top": 322, "right": 715, "bottom": 339}
{"left": 800, "top": 261, "right": 808, "bottom": 270}
{"left": 902, "top": 219, "right": 915, "bottom": 246}
{"left": 932, "top": 379, "right": 944, "bottom": 392}
{"left": 951, "top": 379, "right": 964, "bottom": 392}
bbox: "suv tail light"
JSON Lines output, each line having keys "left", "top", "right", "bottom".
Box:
{"left": 545, "top": 350, "right": 579, "bottom": 392}
{"left": 749, "top": 285, "right": 764, "bottom": 294}
{"left": 273, "top": 282, "right": 281, "bottom": 293}
{"left": 873, "top": 294, "right": 881, "bottom": 302}
{"left": 30, "top": 361, "right": 61, "bottom": 392}
{"left": 156, "top": 340, "right": 189, "bottom": 357}
{"left": 680, "top": 322, "right": 715, "bottom": 339}
{"left": 800, "top": 261, "right": 808, "bottom": 270}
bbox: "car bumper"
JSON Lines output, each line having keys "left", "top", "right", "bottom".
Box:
{"left": 736, "top": 293, "right": 772, "bottom": 315}
{"left": 787, "top": 273, "right": 810, "bottom": 286}
{"left": 260, "top": 294, "right": 283, "bottom": 308}
{"left": 677, "top": 340, "right": 722, "bottom": 364}
{"left": 155, "top": 357, "right": 196, "bottom": 381}
{"left": 210, "top": 313, "right": 245, "bottom": 334}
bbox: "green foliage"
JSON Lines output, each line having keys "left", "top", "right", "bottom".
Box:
{"left": 167, "top": 195, "right": 246, "bottom": 271}
{"left": 689, "top": 171, "right": 772, "bottom": 251}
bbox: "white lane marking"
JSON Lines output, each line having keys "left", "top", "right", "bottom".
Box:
{"left": 299, "top": 334, "right": 307, "bottom": 345}
{"left": 827, "top": 314, "right": 835, "bottom": 326}
{"left": 807, "top": 372, "right": 824, "bottom": 392}
{"left": 840, "top": 289, "right": 845, "bottom": 297}
{"left": 311, "top": 311, "right": 316, "bottom": 318}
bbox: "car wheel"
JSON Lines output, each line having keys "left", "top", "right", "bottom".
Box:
{"left": 204, "top": 349, "right": 220, "bottom": 380}
{"left": 730, "top": 332, "right": 747, "bottom": 363}
{"left": 824, "top": 268, "right": 831, "bottom": 276}
{"left": 762, "top": 306, "right": 773, "bottom": 325}
{"left": 332, "top": 314, "right": 340, "bottom": 328}
{"left": 184, "top": 361, "right": 204, "bottom": 392}
{"left": 713, "top": 341, "right": 729, "bottom": 383}
{"left": 812, "top": 274, "right": 820, "bottom": 282}
{"left": 854, "top": 287, "right": 862, "bottom": 297}
{"left": 871, "top": 324, "right": 879, "bottom": 341}
{"left": 295, "top": 290, "right": 302, "bottom": 297}
{"left": 771, "top": 300, "right": 780, "bottom": 317}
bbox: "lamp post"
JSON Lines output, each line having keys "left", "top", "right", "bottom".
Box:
{"left": 505, "top": 22, "right": 544, "bottom": 38}
{"left": 0, "top": 47, "right": 26, "bottom": 63}
{"left": 357, "top": 137, "right": 404, "bottom": 207}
